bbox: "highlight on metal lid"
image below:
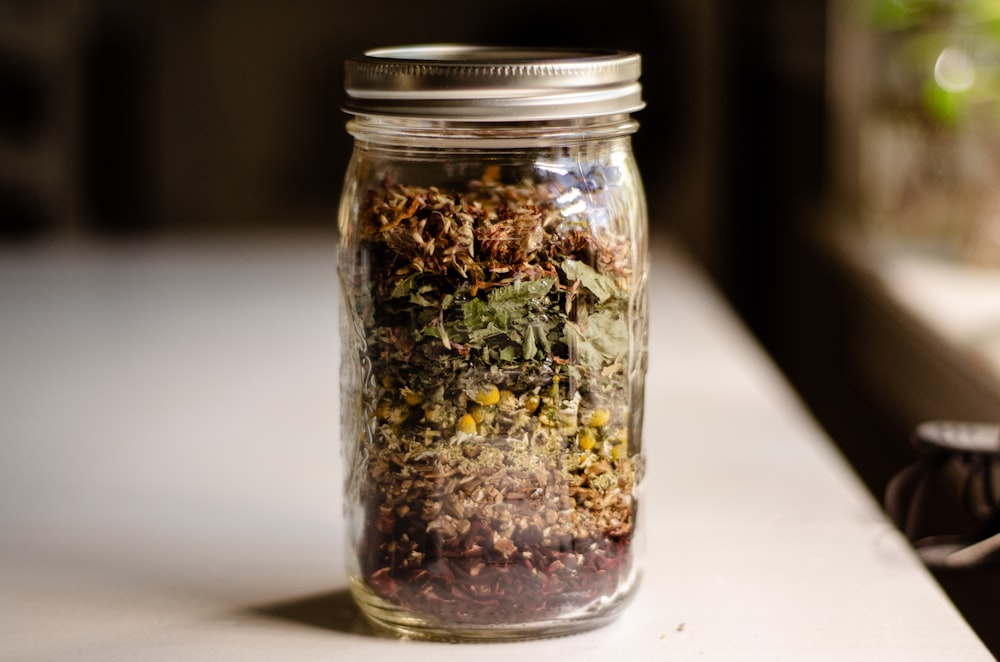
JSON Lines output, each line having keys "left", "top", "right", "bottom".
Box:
{"left": 343, "top": 44, "right": 644, "bottom": 121}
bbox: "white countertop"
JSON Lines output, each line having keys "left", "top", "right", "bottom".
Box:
{"left": 0, "top": 236, "right": 990, "bottom": 660}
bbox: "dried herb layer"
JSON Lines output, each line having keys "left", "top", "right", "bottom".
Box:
{"left": 346, "top": 173, "right": 639, "bottom": 624}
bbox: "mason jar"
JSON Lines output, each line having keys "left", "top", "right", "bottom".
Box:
{"left": 337, "top": 45, "right": 649, "bottom": 641}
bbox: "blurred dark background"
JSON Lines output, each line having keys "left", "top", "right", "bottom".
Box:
{"left": 0, "top": 0, "right": 825, "bottom": 302}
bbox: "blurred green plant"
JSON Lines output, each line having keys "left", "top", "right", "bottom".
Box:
{"left": 863, "top": 0, "right": 1000, "bottom": 125}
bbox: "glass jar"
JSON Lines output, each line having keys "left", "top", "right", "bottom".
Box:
{"left": 337, "top": 45, "right": 649, "bottom": 641}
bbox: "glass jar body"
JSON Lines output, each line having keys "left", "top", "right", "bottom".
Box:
{"left": 337, "top": 116, "right": 648, "bottom": 641}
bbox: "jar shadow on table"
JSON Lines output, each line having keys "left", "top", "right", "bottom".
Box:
{"left": 250, "top": 588, "right": 380, "bottom": 638}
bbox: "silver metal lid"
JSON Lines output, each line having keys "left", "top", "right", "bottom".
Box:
{"left": 344, "top": 44, "right": 644, "bottom": 121}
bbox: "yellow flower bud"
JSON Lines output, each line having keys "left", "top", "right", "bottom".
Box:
{"left": 402, "top": 389, "right": 424, "bottom": 406}
{"left": 612, "top": 441, "right": 628, "bottom": 461}
{"left": 457, "top": 413, "right": 478, "bottom": 435}
{"left": 469, "top": 404, "right": 486, "bottom": 424}
{"left": 588, "top": 408, "right": 610, "bottom": 428}
{"left": 523, "top": 393, "right": 541, "bottom": 413}
{"left": 475, "top": 384, "right": 500, "bottom": 406}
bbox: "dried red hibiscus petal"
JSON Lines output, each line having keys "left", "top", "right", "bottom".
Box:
{"left": 361, "top": 516, "right": 633, "bottom": 625}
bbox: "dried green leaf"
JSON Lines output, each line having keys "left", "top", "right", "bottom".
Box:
{"left": 561, "top": 260, "right": 621, "bottom": 303}
{"left": 488, "top": 277, "right": 556, "bottom": 307}
{"left": 522, "top": 324, "right": 538, "bottom": 359}
{"left": 586, "top": 309, "right": 629, "bottom": 361}
{"left": 391, "top": 274, "right": 419, "bottom": 299}
{"left": 410, "top": 292, "right": 435, "bottom": 307}
{"left": 564, "top": 321, "right": 604, "bottom": 370}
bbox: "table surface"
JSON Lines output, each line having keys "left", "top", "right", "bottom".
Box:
{"left": 0, "top": 237, "right": 991, "bottom": 661}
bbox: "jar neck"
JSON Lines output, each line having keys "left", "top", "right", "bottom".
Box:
{"left": 345, "top": 113, "right": 638, "bottom": 149}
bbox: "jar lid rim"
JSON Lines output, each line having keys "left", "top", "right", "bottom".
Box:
{"left": 344, "top": 44, "right": 644, "bottom": 121}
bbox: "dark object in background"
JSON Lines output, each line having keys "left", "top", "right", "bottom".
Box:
{"left": 0, "top": 56, "right": 47, "bottom": 147}
{"left": 0, "top": 181, "right": 47, "bottom": 240}
{"left": 1, "top": 0, "right": 700, "bottom": 240}
{"left": 884, "top": 420, "right": 1000, "bottom": 655}
{"left": 0, "top": 4, "right": 65, "bottom": 241}
{"left": 886, "top": 420, "right": 1000, "bottom": 569}
{"left": 79, "top": 5, "right": 156, "bottom": 237}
